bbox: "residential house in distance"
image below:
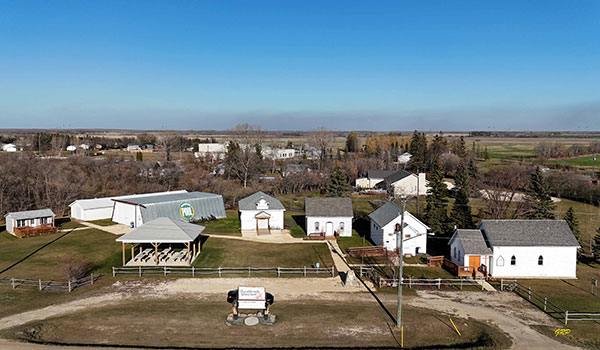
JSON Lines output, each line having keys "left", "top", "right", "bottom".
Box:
{"left": 2, "top": 143, "right": 17, "bottom": 152}
{"left": 449, "top": 220, "right": 580, "bottom": 278}
{"left": 5, "top": 209, "right": 57, "bottom": 238}
{"left": 127, "top": 144, "right": 141, "bottom": 152}
{"left": 355, "top": 170, "right": 395, "bottom": 189}
{"left": 264, "top": 147, "right": 296, "bottom": 160}
{"left": 195, "top": 143, "right": 227, "bottom": 160}
{"left": 282, "top": 164, "right": 311, "bottom": 177}
{"left": 396, "top": 152, "right": 412, "bottom": 165}
{"left": 304, "top": 197, "right": 353, "bottom": 237}
{"left": 238, "top": 191, "right": 285, "bottom": 233}
{"left": 378, "top": 170, "right": 429, "bottom": 197}
{"left": 66, "top": 145, "right": 77, "bottom": 152}
{"left": 368, "top": 202, "right": 429, "bottom": 255}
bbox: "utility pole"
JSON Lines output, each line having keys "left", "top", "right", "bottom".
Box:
{"left": 396, "top": 195, "right": 407, "bottom": 328}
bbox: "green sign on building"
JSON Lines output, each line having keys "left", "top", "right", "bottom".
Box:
{"left": 179, "top": 202, "right": 195, "bottom": 221}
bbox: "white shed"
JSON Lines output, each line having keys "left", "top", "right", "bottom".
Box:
{"left": 304, "top": 197, "right": 353, "bottom": 237}
{"left": 238, "top": 191, "right": 285, "bottom": 232}
{"left": 368, "top": 201, "right": 429, "bottom": 255}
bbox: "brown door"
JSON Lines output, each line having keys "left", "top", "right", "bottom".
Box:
{"left": 469, "top": 256, "right": 480, "bottom": 271}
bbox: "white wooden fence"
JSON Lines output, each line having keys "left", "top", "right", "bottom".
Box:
{"left": 112, "top": 266, "right": 334, "bottom": 277}
{"left": 500, "top": 279, "right": 600, "bottom": 325}
{"left": 0, "top": 274, "right": 97, "bottom": 292}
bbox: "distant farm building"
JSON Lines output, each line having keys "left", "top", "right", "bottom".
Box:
{"left": 5, "top": 209, "right": 57, "bottom": 237}
{"left": 111, "top": 191, "right": 226, "bottom": 228}
{"left": 368, "top": 201, "right": 429, "bottom": 255}
{"left": 69, "top": 190, "right": 188, "bottom": 221}
{"left": 355, "top": 170, "right": 396, "bottom": 189}
{"left": 449, "top": 220, "right": 580, "bottom": 279}
{"left": 2, "top": 143, "right": 17, "bottom": 152}
{"left": 378, "top": 170, "right": 429, "bottom": 197}
{"left": 304, "top": 197, "right": 353, "bottom": 237}
{"left": 127, "top": 144, "right": 141, "bottom": 151}
{"left": 195, "top": 143, "right": 227, "bottom": 160}
{"left": 238, "top": 191, "right": 285, "bottom": 232}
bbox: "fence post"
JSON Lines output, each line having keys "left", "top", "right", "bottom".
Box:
{"left": 139, "top": 266, "right": 142, "bottom": 277}
{"left": 248, "top": 267, "right": 251, "bottom": 277}
{"left": 192, "top": 267, "right": 195, "bottom": 278}
{"left": 565, "top": 310, "right": 568, "bottom": 326}
{"left": 90, "top": 273, "right": 93, "bottom": 285}
{"left": 218, "top": 267, "right": 222, "bottom": 277}
{"left": 528, "top": 287, "right": 531, "bottom": 301}
{"left": 409, "top": 277, "right": 412, "bottom": 288}
{"left": 481, "top": 279, "right": 484, "bottom": 290}
{"left": 68, "top": 280, "right": 72, "bottom": 292}
{"left": 460, "top": 279, "right": 463, "bottom": 290}
{"left": 304, "top": 266, "right": 306, "bottom": 277}
{"left": 277, "top": 267, "right": 280, "bottom": 277}
{"left": 501, "top": 279, "right": 503, "bottom": 291}
{"left": 437, "top": 278, "right": 441, "bottom": 289}
{"left": 164, "top": 266, "right": 167, "bottom": 277}
{"left": 331, "top": 266, "right": 335, "bottom": 277}
{"left": 39, "top": 279, "right": 42, "bottom": 291}
{"left": 544, "top": 297, "right": 547, "bottom": 311}
{"left": 11, "top": 278, "right": 15, "bottom": 289}
{"left": 112, "top": 267, "right": 116, "bottom": 277}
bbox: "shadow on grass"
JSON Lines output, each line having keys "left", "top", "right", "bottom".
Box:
{"left": 0, "top": 229, "right": 74, "bottom": 277}
{"left": 291, "top": 215, "right": 306, "bottom": 232}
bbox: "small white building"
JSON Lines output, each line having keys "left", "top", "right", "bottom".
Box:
{"left": 127, "top": 144, "right": 141, "bottom": 152}
{"left": 66, "top": 145, "right": 77, "bottom": 152}
{"left": 69, "top": 190, "right": 188, "bottom": 221}
{"left": 368, "top": 202, "right": 429, "bottom": 255}
{"left": 195, "top": 143, "right": 227, "bottom": 160}
{"left": 2, "top": 143, "right": 17, "bottom": 152}
{"left": 379, "top": 170, "right": 429, "bottom": 197}
{"left": 4, "top": 209, "right": 56, "bottom": 237}
{"left": 304, "top": 197, "right": 353, "bottom": 237}
{"left": 449, "top": 220, "right": 580, "bottom": 279}
{"left": 355, "top": 170, "right": 396, "bottom": 189}
{"left": 238, "top": 191, "right": 285, "bottom": 232}
{"left": 264, "top": 148, "right": 296, "bottom": 160}
{"left": 397, "top": 152, "right": 412, "bottom": 164}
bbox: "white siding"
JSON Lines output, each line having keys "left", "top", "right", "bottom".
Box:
{"left": 390, "top": 173, "right": 429, "bottom": 197}
{"left": 112, "top": 202, "right": 143, "bottom": 227}
{"left": 370, "top": 212, "right": 428, "bottom": 255}
{"left": 70, "top": 203, "right": 114, "bottom": 221}
{"left": 305, "top": 216, "right": 352, "bottom": 237}
{"left": 239, "top": 209, "right": 285, "bottom": 231}
{"left": 489, "top": 246, "right": 577, "bottom": 278}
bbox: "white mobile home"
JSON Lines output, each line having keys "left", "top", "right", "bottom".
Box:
{"left": 449, "top": 220, "right": 580, "bottom": 279}
{"left": 238, "top": 191, "right": 285, "bottom": 232}
{"left": 304, "top": 197, "right": 353, "bottom": 237}
{"left": 368, "top": 202, "right": 429, "bottom": 255}
{"left": 5, "top": 209, "right": 56, "bottom": 237}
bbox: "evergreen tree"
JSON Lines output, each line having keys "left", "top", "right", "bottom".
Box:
{"left": 424, "top": 161, "right": 450, "bottom": 234}
{"left": 135, "top": 151, "right": 143, "bottom": 161}
{"left": 594, "top": 226, "right": 600, "bottom": 261}
{"left": 345, "top": 131, "right": 360, "bottom": 153}
{"left": 450, "top": 164, "right": 474, "bottom": 229}
{"left": 525, "top": 167, "right": 556, "bottom": 219}
{"left": 408, "top": 131, "right": 427, "bottom": 171}
{"left": 325, "top": 167, "right": 351, "bottom": 197}
{"left": 563, "top": 207, "right": 580, "bottom": 241}
{"left": 483, "top": 146, "right": 490, "bottom": 160}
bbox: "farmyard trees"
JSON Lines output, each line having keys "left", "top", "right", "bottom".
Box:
{"left": 424, "top": 161, "right": 450, "bottom": 235}
{"left": 325, "top": 166, "right": 351, "bottom": 197}
{"left": 525, "top": 166, "right": 556, "bottom": 220}
{"left": 563, "top": 207, "right": 580, "bottom": 242}
{"left": 450, "top": 163, "right": 475, "bottom": 229}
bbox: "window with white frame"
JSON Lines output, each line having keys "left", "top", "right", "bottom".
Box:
{"left": 315, "top": 222, "right": 319, "bottom": 232}
{"left": 339, "top": 222, "right": 344, "bottom": 233}
{"left": 511, "top": 255, "right": 516, "bottom": 265}
{"left": 538, "top": 255, "right": 543, "bottom": 265}
{"left": 496, "top": 255, "right": 504, "bottom": 266}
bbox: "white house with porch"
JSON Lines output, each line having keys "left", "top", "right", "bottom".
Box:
{"left": 238, "top": 191, "right": 285, "bottom": 232}
{"left": 368, "top": 202, "right": 429, "bottom": 255}
{"left": 304, "top": 197, "right": 353, "bottom": 237}
{"left": 449, "top": 220, "right": 580, "bottom": 279}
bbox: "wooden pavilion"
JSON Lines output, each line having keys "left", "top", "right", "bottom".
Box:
{"left": 115, "top": 217, "right": 205, "bottom": 266}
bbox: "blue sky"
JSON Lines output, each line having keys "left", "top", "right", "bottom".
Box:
{"left": 0, "top": 1, "right": 598, "bottom": 130}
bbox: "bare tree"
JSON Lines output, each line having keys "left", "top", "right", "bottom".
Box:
{"left": 223, "top": 124, "right": 265, "bottom": 188}
{"left": 308, "top": 127, "right": 333, "bottom": 170}
{"left": 479, "top": 165, "right": 533, "bottom": 219}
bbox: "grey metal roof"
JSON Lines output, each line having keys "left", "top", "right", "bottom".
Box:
{"left": 116, "top": 217, "right": 205, "bottom": 243}
{"left": 479, "top": 220, "right": 580, "bottom": 247}
{"left": 383, "top": 170, "right": 413, "bottom": 184}
{"left": 304, "top": 197, "right": 353, "bottom": 217}
{"left": 450, "top": 229, "right": 492, "bottom": 255}
{"left": 5, "top": 209, "right": 55, "bottom": 220}
{"left": 114, "top": 192, "right": 217, "bottom": 206}
{"left": 368, "top": 201, "right": 402, "bottom": 227}
{"left": 238, "top": 191, "right": 285, "bottom": 210}
{"left": 367, "top": 170, "right": 396, "bottom": 179}
{"left": 70, "top": 190, "right": 188, "bottom": 210}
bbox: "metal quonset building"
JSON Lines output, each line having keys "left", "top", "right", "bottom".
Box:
{"left": 111, "top": 192, "right": 226, "bottom": 228}
{"left": 69, "top": 190, "right": 187, "bottom": 221}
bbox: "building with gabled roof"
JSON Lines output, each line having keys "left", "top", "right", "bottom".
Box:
{"left": 355, "top": 170, "right": 396, "bottom": 189}
{"left": 378, "top": 170, "right": 429, "bottom": 197}
{"left": 238, "top": 191, "right": 285, "bottom": 232}
{"left": 449, "top": 220, "right": 580, "bottom": 278}
{"left": 304, "top": 197, "right": 353, "bottom": 237}
{"left": 368, "top": 201, "right": 429, "bottom": 255}
{"left": 5, "top": 209, "right": 56, "bottom": 237}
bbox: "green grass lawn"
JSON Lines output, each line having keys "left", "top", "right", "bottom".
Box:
{"left": 337, "top": 229, "right": 373, "bottom": 252}
{"left": 548, "top": 155, "right": 599, "bottom": 167}
{"left": 57, "top": 221, "right": 86, "bottom": 229}
{"left": 194, "top": 237, "right": 332, "bottom": 268}
{"left": 481, "top": 142, "right": 537, "bottom": 160}
{"left": 0, "top": 228, "right": 122, "bottom": 280}
{"left": 88, "top": 218, "right": 117, "bottom": 226}
{"left": 199, "top": 210, "right": 241, "bottom": 236}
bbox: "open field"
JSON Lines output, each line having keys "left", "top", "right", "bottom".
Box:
{"left": 549, "top": 155, "right": 599, "bottom": 167}
{"left": 0, "top": 296, "right": 511, "bottom": 349}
